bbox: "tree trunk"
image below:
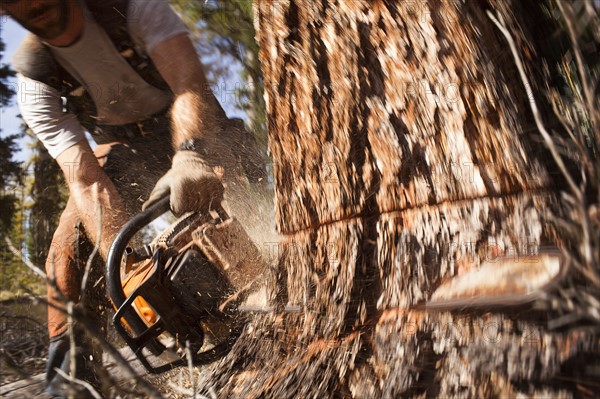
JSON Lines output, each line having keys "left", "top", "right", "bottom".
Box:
{"left": 204, "top": 1, "right": 599, "bottom": 397}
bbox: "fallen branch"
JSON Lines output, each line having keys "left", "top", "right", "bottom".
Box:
{"left": 53, "top": 368, "right": 103, "bottom": 399}
{"left": 3, "top": 236, "right": 46, "bottom": 279}
{"left": 2, "top": 235, "right": 165, "bottom": 399}
{"left": 80, "top": 205, "right": 102, "bottom": 305}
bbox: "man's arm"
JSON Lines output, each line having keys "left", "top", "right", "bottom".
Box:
{"left": 142, "top": 33, "right": 234, "bottom": 214}
{"left": 150, "top": 33, "right": 226, "bottom": 147}
{"left": 16, "top": 73, "right": 127, "bottom": 257}
{"left": 56, "top": 140, "right": 127, "bottom": 258}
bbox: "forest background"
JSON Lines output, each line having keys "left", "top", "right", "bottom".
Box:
{"left": 0, "top": 0, "right": 264, "bottom": 299}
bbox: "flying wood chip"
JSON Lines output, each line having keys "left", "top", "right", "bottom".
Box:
{"left": 192, "top": 218, "right": 268, "bottom": 292}
{"left": 425, "top": 250, "right": 565, "bottom": 310}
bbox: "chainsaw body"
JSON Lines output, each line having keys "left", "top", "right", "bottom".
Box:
{"left": 106, "top": 197, "right": 265, "bottom": 373}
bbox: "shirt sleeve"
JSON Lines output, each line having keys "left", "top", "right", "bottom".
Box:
{"left": 127, "top": 0, "right": 189, "bottom": 55}
{"left": 16, "top": 73, "right": 86, "bottom": 159}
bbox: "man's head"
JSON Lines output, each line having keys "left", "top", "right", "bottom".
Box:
{"left": 1, "top": 0, "right": 74, "bottom": 40}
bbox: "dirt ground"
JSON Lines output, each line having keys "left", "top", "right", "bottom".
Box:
{"left": 0, "top": 297, "right": 48, "bottom": 385}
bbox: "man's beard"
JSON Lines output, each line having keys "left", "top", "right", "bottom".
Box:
{"left": 16, "top": 1, "right": 71, "bottom": 41}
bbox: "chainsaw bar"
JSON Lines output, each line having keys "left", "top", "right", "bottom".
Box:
{"left": 422, "top": 248, "right": 567, "bottom": 311}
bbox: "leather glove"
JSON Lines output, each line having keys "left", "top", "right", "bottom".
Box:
{"left": 142, "top": 151, "right": 224, "bottom": 215}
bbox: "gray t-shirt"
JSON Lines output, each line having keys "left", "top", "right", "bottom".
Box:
{"left": 16, "top": 0, "right": 187, "bottom": 158}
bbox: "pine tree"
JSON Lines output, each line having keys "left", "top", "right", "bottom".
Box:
{"left": 25, "top": 138, "right": 67, "bottom": 268}
{"left": 0, "top": 29, "right": 15, "bottom": 108}
{"left": 198, "top": 1, "right": 600, "bottom": 396}
{"left": 0, "top": 30, "right": 20, "bottom": 233}
{"left": 0, "top": 134, "right": 21, "bottom": 231}
{"left": 169, "top": 0, "right": 267, "bottom": 151}
{"left": 0, "top": 32, "right": 45, "bottom": 297}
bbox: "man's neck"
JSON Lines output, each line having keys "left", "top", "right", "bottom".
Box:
{"left": 45, "top": 1, "right": 84, "bottom": 47}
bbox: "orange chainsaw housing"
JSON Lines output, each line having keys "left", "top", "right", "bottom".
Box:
{"left": 121, "top": 259, "right": 158, "bottom": 327}
{"left": 107, "top": 197, "right": 267, "bottom": 373}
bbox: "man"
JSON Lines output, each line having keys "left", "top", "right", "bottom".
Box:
{"left": 1, "top": 0, "right": 253, "bottom": 396}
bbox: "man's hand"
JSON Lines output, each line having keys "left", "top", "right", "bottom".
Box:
{"left": 142, "top": 151, "right": 224, "bottom": 215}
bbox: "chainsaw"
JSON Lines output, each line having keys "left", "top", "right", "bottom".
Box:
{"left": 106, "top": 196, "right": 267, "bottom": 373}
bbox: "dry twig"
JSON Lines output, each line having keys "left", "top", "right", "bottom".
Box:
{"left": 80, "top": 205, "right": 102, "bottom": 305}
{"left": 2, "top": 235, "right": 165, "bottom": 399}
{"left": 54, "top": 368, "right": 103, "bottom": 399}
{"left": 488, "top": 3, "right": 600, "bottom": 327}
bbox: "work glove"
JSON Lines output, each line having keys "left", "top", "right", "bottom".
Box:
{"left": 142, "top": 150, "right": 224, "bottom": 215}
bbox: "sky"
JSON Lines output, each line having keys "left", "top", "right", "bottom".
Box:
{"left": 1, "top": 17, "right": 28, "bottom": 162}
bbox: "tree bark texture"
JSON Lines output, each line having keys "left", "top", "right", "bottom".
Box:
{"left": 202, "top": 1, "right": 599, "bottom": 397}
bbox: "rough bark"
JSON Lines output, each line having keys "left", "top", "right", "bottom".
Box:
{"left": 199, "top": 1, "right": 599, "bottom": 398}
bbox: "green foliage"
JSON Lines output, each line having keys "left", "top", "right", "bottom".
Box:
{"left": 0, "top": 28, "right": 16, "bottom": 107}
{"left": 0, "top": 134, "right": 21, "bottom": 188}
{"left": 0, "top": 132, "right": 48, "bottom": 298}
{"left": 0, "top": 132, "right": 66, "bottom": 298}
{"left": 0, "top": 188, "right": 46, "bottom": 298}
{"left": 0, "top": 141, "right": 46, "bottom": 297}
{"left": 0, "top": 134, "right": 23, "bottom": 231}
{"left": 170, "top": 0, "right": 267, "bottom": 151}
{"left": 26, "top": 139, "right": 67, "bottom": 267}
{"left": 0, "top": 32, "right": 22, "bottom": 234}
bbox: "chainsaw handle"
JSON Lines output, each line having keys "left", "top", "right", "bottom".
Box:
{"left": 106, "top": 196, "right": 170, "bottom": 312}
{"left": 106, "top": 196, "right": 241, "bottom": 372}
{"left": 107, "top": 196, "right": 229, "bottom": 310}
